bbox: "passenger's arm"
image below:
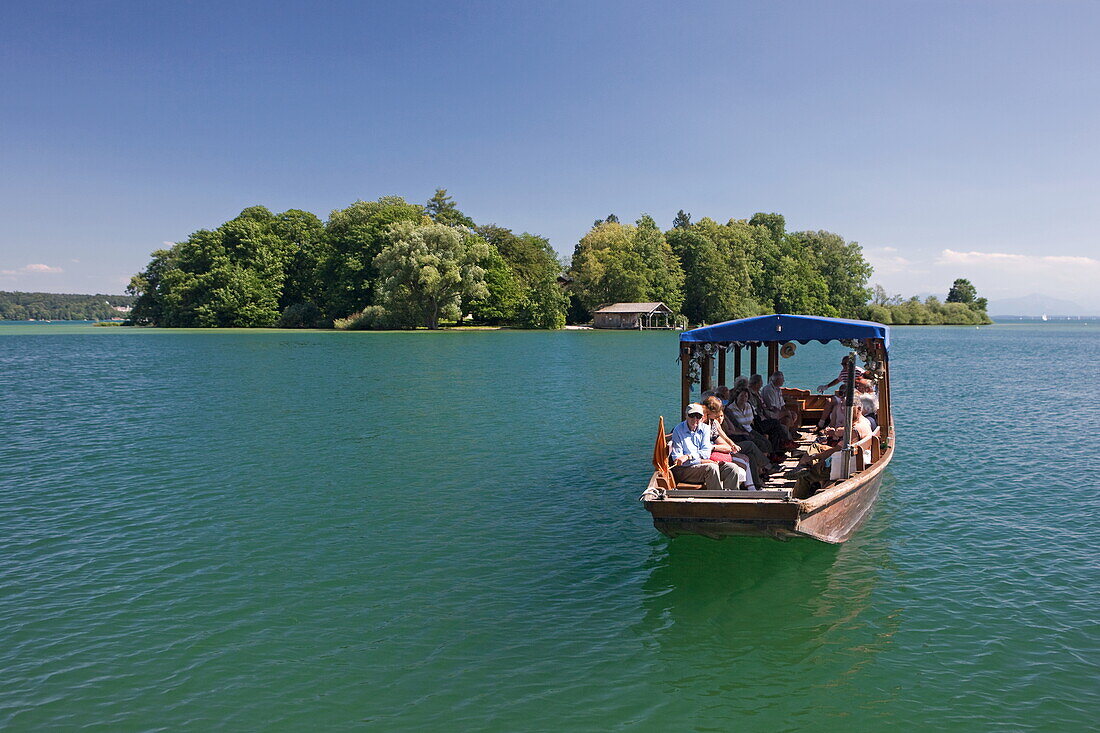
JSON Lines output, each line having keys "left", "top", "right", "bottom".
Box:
{"left": 670, "top": 429, "right": 701, "bottom": 466}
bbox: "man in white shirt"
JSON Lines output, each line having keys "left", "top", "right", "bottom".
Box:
{"left": 669, "top": 403, "right": 743, "bottom": 491}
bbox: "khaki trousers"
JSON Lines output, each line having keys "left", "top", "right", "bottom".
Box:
{"left": 672, "top": 461, "right": 744, "bottom": 491}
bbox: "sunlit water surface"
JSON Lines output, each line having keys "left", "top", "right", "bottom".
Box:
{"left": 1, "top": 324, "right": 1097, "bottom": 730}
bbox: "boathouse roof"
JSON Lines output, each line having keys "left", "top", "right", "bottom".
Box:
{"left": 680, "top": 314, "right": 890, "bottom": 351}
{"left": 593, "top": 302, "right": 673, "bottom": 314}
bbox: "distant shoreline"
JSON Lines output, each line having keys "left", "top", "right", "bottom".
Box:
{"left": 3, "top": 319, "right": 1097, "bottom": 332}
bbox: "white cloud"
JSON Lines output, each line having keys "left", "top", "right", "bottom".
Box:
{"left": 23, "top": 263, "right": 63, "bottom": 273}
{"left": 935, "top": 249, "right": 1100, "bottom": 271}
{"left": 865, "top": 246, "right": 1100, "bottom": 310}
{"left": 864, "top": 246, "right": 915, "bottom": 276}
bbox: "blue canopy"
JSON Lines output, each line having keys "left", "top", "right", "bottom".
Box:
{"left": 680, "top": 314, "right": 890, "bottom": 351}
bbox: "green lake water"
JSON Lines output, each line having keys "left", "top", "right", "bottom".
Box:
{"left": 1, "top": 324, "right": 1097, "bottom": 730}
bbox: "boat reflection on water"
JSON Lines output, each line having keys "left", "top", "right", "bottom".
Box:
{"left": 635, "top": 475, "right": 902, "bottom": 725}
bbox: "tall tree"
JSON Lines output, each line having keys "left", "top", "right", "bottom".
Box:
{"left": 129, "top": 207, "right": 296, "bottom": 327}
{"left": 787, "top": 230, "right": 873, "bottom": 317}
{"left": 318, "top": 197, "right": 424, "bottom": 319}
{"left": 749, "top": 212, "right": 786, "bottom": 241}
{"left": 568, "top": 219, "right": 684, "bottom": 314}
{"left": 274, "top": 209, "right": 326, "bottom": 311}
{"left": 425, "top": 188, "right": 475, "bottom": 228}
{"left": 666, "top": 227, "right": 742, "bottom": 324}
{"left": 372, "top": 221, "right": 489, "bottom": 329}
{"left": 946, "top": 278, "right": 977, "bottom": 304}
{"left": 474, "top": 224, "right": 567, "bottom": 329}
{"left": 672, "top": 210, "right": 692, "bottom": 229}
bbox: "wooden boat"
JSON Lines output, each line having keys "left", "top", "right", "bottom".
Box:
{"left": 641, "top": 314, "right": 894, "bottom": 544}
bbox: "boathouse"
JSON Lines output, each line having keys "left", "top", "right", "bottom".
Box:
{"left": 592, "top": 302, "right": 675, "bottom": 329}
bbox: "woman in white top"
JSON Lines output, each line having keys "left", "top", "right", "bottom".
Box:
{"left": 702, "top": 396, "right": 763, "bottom": 489}
{"left": 726, "top": 388, "right": 774, "bottom": 457}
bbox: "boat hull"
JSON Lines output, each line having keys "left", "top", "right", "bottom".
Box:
{"left": 644, "top": 443, "right": 893, "bottom": 544}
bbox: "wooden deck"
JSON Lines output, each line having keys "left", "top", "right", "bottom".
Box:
{"left": 760, "top": 427, "right": 818, "bottom": 493}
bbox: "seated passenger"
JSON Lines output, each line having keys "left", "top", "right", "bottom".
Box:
{"left": 717, "top": 395, "right": 777, "bottom": 474}
{"left": 816, "top": 385, "right": 849, "bottom": 434}
{"left": 854, "top": 379, "right": 879, "bottom": 430}
{"left": 670, "top": 403, "right": 745, "bottom": 491}
{"left": 760, "top": 371, "right": 802, "bottom": 438}
{"left": 817, "top": 355, "right": 865, "bottom": 394}
{"left": 725, "top": 387, "right": 776, "bottom": 459}
{"left": 794, "top": 402, "right": 873, "bottom": 497}
{"left": 702, "top": 396, "right": 765, "bottom": 489}
{"left": 748, "top": 374, "right": 795, "bottom": 451}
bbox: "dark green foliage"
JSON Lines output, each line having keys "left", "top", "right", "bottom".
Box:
{"left": 473, "top": 224, "right": 567, "bottom": 329}
{"left": 667, "top": 228, "right": 742, "bottom": 324}
{"left": 127, "top": 191, "right": 569, "bottom": 330}
{"left": 517, "top": 278, "right": 568, "bottom": 329}
{"left": 275, "top": 210, "right": 326, "bottom": 310}
{"left": 0, "top": 291, "right": 134, "bottom": 321}
{"left": 945, "top": 278, "right": 987, "bottom": 312}
{"left": 317, "top": 197, "right": 425, "bottom": 319}
{"left": 426, "top": 188, "right": 475, "bottom": 228}
{"left": 129, "top": 206, "right": 294, "bottom": 327}
{"left": 568, "top": 217, "right": 684, "bottom": 314}
{"left": 127, "top": 193, "right": 982, "bottom": 330}
{"left": 866, "top": 281, "right": 992, "bottom": 324}
{"left": 276, "top": 302, "right": 328, "bottom": 328}
{"left": 467, "top": 247, "right": 524, "bottom": 325}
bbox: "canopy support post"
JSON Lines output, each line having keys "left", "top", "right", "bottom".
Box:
{"left": 701, "top": 353, "right": 713, "bottom": 394}
{"left": 680, "top": 345, "right": 692, "bottom": 416}
{"left": 880, "top": 348, "right": 891, "bottom": 445}
{"left": 750, "top": 344, "right": 758, "bottom": 376}
{"left": 733, "top": 346, "right": 742, "bottom": 379}
{"left": 767, "top": 342, "right": 779, "bottom": 377}
{"left": 718, "top": 348, "right": 726, "bottom": 387}
{"left": 841, "top": 351, "right": 856, "bottom": 480}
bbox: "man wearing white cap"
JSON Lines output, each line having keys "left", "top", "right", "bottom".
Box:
{"left": 670, "top": 403, "right": 745, "bottom": 491}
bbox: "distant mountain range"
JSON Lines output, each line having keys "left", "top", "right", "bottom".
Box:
{"left": 987, "top": 293, "right": 1095, "bottom": 317}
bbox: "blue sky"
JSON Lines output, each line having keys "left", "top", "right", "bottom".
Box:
{"left": 2, "top": 0, "right": 1098, "bottom": 308}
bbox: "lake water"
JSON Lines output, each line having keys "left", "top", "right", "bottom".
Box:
{"left": 1, "top": 323, "right": 1097, "bottom": 730}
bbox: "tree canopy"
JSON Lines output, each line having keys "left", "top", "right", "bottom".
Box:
{"left": 129, "top": 191, "right": 569, "bottom": 330}
{"left": 0, "top": 291, "right": 133, "bottom": 321}
{"left": 125, "top": 193, "right": 989, "bottom": 329}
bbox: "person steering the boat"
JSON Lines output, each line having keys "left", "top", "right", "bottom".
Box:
{"left": 817, "top": 355, "right": 864, "bottom": 393}
{"left": 669, "top": 403, "right": 745, "bottom": 491}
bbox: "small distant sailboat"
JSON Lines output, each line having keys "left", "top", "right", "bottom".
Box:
{"left": 1041, "top": 314, "right": 1049, "bottom": 322}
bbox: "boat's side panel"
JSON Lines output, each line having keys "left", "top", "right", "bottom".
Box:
{"left": 794, "top": 443, "right": 893, "bottom": 543}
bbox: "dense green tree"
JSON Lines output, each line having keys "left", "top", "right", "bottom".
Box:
{"left": 274, "top": 209, "right": 326, "bottom": 311}
{"left": 426, "top": 188, "right": 475, "bottom": 228}
{"left": 318, "top": 197, "right": 425, "bottom": 318}
{"left": 946, "top": 278, "right": 977, "bottom": 304}
{"left": 371, "top": 220, "right": 489, "bottom": 329}
{"left": 474, "top": 224, "right": 567, "bottom": 329}
{"left": 276, "top": 302, "right": 327, "bottom": 328}
{"left": 787, "top": 230, "right": 873, "bottom": 316}
{"left": 749, "top": 212, "right": 786, "bottom": 241}
{"left": 666, "top": 227, "right": 743, "bottom": 324}
{"left": 632, "top": 215, "right": 685, "bottom": 313}
{"left": 128, "top": 208, "right": 292, "bottom": 327}
{"left": 693, "top": 218, "right": 763, "bottom": 307}
{"left": 467, "top": 247, "right": 524, "bottom": 324}
{"left": 568, "top": 219, "right": 684, "bottom": 314}
{"left": 672, "top": 210, "right": 692, "bottom": 229}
